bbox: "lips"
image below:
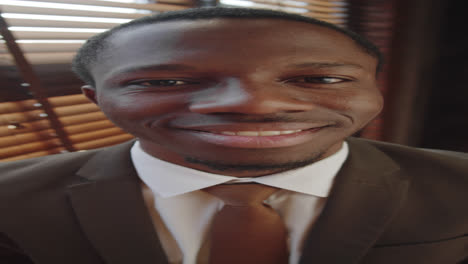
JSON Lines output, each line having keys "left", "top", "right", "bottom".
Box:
{"left": 176, "top": 125, "right": 329, "bottom": 148}
{"left": 219, "top": 130, "right": 303, "bottom": 136}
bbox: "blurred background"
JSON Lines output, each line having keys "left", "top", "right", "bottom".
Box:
{"left": 0, "top": 0, "right": 467, "bottom": 162}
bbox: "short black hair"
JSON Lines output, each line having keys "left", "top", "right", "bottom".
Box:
{"left": 72, "top": 7, "right": 383, "bottom": 86}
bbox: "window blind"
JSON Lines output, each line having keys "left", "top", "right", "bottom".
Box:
{"left": 0, "top": 93, "right": 134, "bottom": 161}
{"left": 0, "top": 0, "right": 194, "bottom": 65}
{"left": 0, "top": 0, "right": 195, "bottom": 162}
{"left": 221, "top": 0, "right": 348, "bottom": 26}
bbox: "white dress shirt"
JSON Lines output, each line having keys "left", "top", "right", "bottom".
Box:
{"left": 131, "top": 141, "right": 349, "bottom": 264}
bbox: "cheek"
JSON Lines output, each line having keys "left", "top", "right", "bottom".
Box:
{"left": 95, "top": 91, "right": 188, "bottom": 122}
{"left": 309, "top": 88, "right": 383, "bottom": 125}
{"left": 345, "top": 90, "right": 384, "bottom": 121}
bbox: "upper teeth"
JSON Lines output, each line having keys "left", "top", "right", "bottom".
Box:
{"left": 220, "top": 130, "right": 302, "bottom": 136}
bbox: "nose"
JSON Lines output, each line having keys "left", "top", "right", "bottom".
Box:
{"left": 189, "top": 78, "right": 315, "bottom": 115}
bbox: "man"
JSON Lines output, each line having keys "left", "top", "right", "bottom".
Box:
{"left": 1, "top": 7, "right": 467, "bottom": 264}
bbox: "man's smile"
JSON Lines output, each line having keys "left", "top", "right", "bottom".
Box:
{"left": 182, "top": 123, "right": 331, "bottom": 136}
{"left": 217, "top": 130, "right": 304, "bottom": 136}
{"left": 173, "top": 124, "right": 331, "bottom": 148}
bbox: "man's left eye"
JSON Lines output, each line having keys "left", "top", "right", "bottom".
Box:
{"left": 129, "top": 79, "right": 195, "bottom": 87}
{"left": 286, "top": 76, "right": 349, "bottom": 84}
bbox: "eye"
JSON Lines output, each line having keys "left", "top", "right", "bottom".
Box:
{"left": 128, "top": 79, "right": 198, "bottom": 87}
{"left": 285, "top": 76, "right": 350, "bottom": 84}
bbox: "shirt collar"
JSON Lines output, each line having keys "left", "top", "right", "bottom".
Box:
{"left": 131, "top": 141, "right": 348, "bottom": 198}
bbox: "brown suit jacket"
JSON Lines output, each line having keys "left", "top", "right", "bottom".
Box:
{"left": 1, "top": 138, "right": 467, "bottom": 264}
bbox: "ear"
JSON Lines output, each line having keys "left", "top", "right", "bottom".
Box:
{"left": 81, "top": 85, "right": 98, "bottom": 104}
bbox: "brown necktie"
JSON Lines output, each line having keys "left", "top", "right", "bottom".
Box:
{"left": 203, "top": 183, "right": 289, "bottom": 264}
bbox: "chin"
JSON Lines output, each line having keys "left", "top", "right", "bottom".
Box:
{"left": 183, "top": 149, "right": 325, "bottom": 175}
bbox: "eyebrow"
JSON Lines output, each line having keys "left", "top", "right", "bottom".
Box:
{"left": 110, "top": 64, "right": 198, "bottom": 77}
{"left": 288, "top": 62, "right": 364, "bottom": 69}
{"left": 106, "top": 62, "right": 363, "bottom": 82}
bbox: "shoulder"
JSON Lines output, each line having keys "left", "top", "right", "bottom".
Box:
{"left": 349, "top": 137, "right": 468, "bottom": 201}
{"left": 0, "top": 148, "right": 99, "bottom": 198}
{"left": 348, "top": 137, "right": 467, "bottom": 172}
{"left": 0, "top": 141, "right": 135, "bottom": 199}
{"left": 348, "top": 138, "right": 468, "bottom": 241}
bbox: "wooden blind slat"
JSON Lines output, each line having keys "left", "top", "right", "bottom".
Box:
{"left": 304, "top": 12, "right": 347, "bottom": 20}
{"left": 0, "top": 111, "right": 108, "bottom": 137}
{"left": 54, "top": 103, "right": 100, "bottom": 117}
{"left": 69, "top": 127, "right": 127, "bottom": 144}
{"left": 3, "top": 18, "right": 123, "bottom": 29}
{"left": 0, "top": 3, "right": 189, "bottom": 17}
{"left": 63, "top": 119, "right": 115, "bottom": 135}
{"left": 11, "top": 31, "right": 101, "bottom": 40}
{"left": 299, "top": 0, "right": 347, "bottom": 7}
{"left": 0, "top": 109, "right": 46, "bottom": 125}
{"left": 74, "top": 133, "right": 134, "bottom": 150}
{"left": 18, "top": 52, "right": 76, "bottom": 65}
{"left": 0, "top": 6, "right": 149, "bottom": 19}
{"left": 34, "top": 0, "right": 194, "bottom": 10}
{"left": 0, "top": 128, "right": 56, "bottom": 148}
{"left": 0, "top": 146, "right": 65, "bottom": 162}
{"left": 49, "top": 94, "right": 90, "bottom": 107}
{"left": 59, "top": 111, "right": 107, "bottom": 126}
{"left": 0, "top": 43, "right": 84, "bottom": 54}
{"left": 248, "top": 0, "right": 346, "bottom": 13}
{"left": 0, "top": 137, "right": 62, "bottom": 159}
{"left": 0, "top": 53, "right": 76, "bottom": 66}
{"left": 0, "top": 119, "right": 122, "bottom": 148}
{"left": 0, "top": 119, "right": 51, "bottom": 137}
{"left": 0, "top": 99, "right": 41, "bottom": 114}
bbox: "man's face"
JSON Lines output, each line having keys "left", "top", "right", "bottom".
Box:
{"left": 86, "top": 18, "right": 383, "bottom": 177}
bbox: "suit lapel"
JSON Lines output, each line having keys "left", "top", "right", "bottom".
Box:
{"left": 299, "top": 138, "right": 411, "bottom": 264}
{"left": 67, "top": 141, "right": 169, "bottom": 264}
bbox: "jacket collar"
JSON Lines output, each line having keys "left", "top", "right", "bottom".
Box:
{"left": 67, "top": 140, "right": 169, "bottom": 264}
{"left": 300, "top": 138, "right": 410, "bottom": 264}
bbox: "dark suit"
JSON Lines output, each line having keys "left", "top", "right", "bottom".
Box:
{"left": 1, "top": 138, "right": 467, "bottom": 263}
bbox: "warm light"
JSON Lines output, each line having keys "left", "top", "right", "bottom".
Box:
{"left": 0, "top": 39, "right": 86, "bottom": 44}
{"left": 21, "top": 40, "right": 86, "bottom": 43}
{"left": 219, "top": 0, "right": 254, "bottom": 7}
{"left": 1, "top": 13, "right": 131, "bottom": 24}
{"left": 220, "top": 0, "right": 308, "bottom": 13}
{"left": 282, "top": 0, "right": 308, "bottom": 7}
{"left": 8, "top": 27, "right": 107, "bottom": 33}
{"left": 0, "top": 0, "right": 151, "bottom": 14}
{"left": 95, "top": 0, "right": 141, "bottom": 3}
{"left": 277, "top": 6, "right": 308, "bottom": 13}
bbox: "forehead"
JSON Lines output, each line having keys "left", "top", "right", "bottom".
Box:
{"left": 92, "top": 18, "right": 375, "bottom": 80}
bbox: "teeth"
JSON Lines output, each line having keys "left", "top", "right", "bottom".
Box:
{"left": 219, "top": 130, "right": 303, "bottom": 136}
{"left": 259, "top": 131, "right": 281, "bottom": 136}
{"left": 237, "top": 131, "right": 259, "bottom": 136}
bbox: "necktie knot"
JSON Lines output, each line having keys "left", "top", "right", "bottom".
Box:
{"left": 202, "top": 183, "right": 288, "bottom": 264}
{"left": 203, "top": 183, "right": 279, "bottom": 206}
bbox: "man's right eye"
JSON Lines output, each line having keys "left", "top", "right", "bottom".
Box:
{"left": 128, "top": 79, "right": 197, "bottom": 87}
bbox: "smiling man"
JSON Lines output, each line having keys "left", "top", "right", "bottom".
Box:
{"left": 1, "top": 7, "right": 467, "bottom": 264}
{"left": 80, "top": 14, "right": 382, "bottom": 177}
